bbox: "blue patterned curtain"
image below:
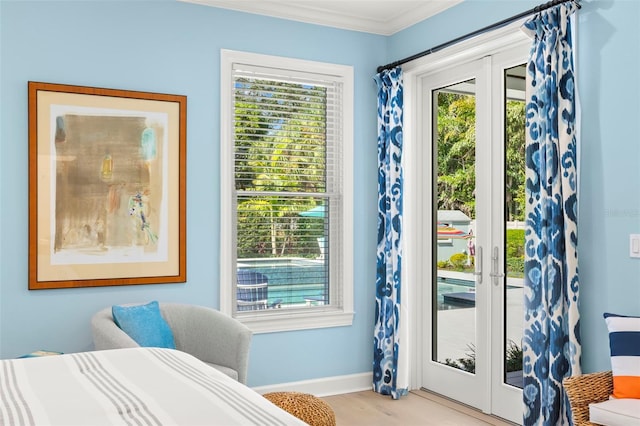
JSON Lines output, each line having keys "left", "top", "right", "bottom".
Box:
{"left": 521, "top": 4, "right": 581, "bottom": 425}
{"left": 373, "top": 67, "right": 408, "bottom": 400}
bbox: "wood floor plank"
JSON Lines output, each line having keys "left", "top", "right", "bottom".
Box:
{"left": 322, "top": 390, "right": 516, "bottom": 426}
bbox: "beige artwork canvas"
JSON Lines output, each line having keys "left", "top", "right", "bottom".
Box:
{"left": 28, "top": 82, "right": 187, "bottom": 289}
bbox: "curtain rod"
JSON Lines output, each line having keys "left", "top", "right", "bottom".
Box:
{"left": 376, "top": 0, "right": 580, "bottom": 74}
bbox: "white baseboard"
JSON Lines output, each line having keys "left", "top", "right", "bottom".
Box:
{"left": 252, "top": 372, "right": 372, "bottom": 397}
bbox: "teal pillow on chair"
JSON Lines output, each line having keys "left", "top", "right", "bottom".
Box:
{"left": 112, "top": 301, "right": 176, "bottom": 349}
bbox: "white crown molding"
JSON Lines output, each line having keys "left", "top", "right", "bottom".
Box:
{"left": 384, "top": 1, "right": 463, "bottom": 35}
{"left": 179, "top": 0, "right": 463, "bottom": 35}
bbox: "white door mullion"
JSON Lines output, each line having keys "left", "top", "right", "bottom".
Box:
{"left": 476, "top": 54, "right": 493, "bottom": 414}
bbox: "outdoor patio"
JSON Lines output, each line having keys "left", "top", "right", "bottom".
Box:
{"left": 436, "top": 276, "right": 524, "bottom": 387}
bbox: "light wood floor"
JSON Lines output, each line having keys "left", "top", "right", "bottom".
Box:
{"left": 322, "top": 389, "right": 517, "bottom": 426}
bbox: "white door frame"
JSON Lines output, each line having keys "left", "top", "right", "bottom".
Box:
{"left": 402, "top": 19, "right": 530, "bottom": 421}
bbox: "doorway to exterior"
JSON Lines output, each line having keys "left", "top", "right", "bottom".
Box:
{"left": 403, "top": 24, "right": 530, "bottom": 424}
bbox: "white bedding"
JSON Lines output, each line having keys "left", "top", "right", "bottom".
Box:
{"left": 0, "top": 347, "right": 306, "bottom": 426}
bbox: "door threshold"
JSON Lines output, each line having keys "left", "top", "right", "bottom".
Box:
{"left": 414, "top": 388, "right": 519, "bottom": 425}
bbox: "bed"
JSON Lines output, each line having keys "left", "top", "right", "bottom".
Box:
{"left": 0, "top": 347, "right": 306, "bottom": 425}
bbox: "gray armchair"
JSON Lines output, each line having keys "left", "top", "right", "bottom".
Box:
{"left": 91, "top": 303, "right": 253, "bottom": 384}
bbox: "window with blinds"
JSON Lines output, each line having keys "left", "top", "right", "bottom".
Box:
{"left": 220, "top": 50, "right": 354, "bottom": 331}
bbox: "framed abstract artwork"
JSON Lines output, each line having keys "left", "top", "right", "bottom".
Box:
{"left": 28, "top": 82, "right": 187, "bottom": 289}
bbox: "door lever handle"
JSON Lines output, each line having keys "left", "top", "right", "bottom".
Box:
{"left": 490, "top": 246, "right": 505, "bottom": 285}
{"left": 473, "top": 246, "right": 482, "bottom": 284}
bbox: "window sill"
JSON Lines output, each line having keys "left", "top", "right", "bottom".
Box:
{"left": 236, "top": 308, "right": 355, "bottom": 334}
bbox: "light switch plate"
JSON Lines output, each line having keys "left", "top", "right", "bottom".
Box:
{"left": 630, "top": 234, "right": 640, "bottom": 258}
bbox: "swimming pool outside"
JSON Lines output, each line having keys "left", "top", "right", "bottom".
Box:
{"left": 436, "top": 270, "right": 524, "bottom": 309}
{"left": 237, "top": 258, "right": 491, "bottom": 308}
{"left": 437, "top": 273, "right": 475, "bottom": 309}
{"left": 238, "top": 257, "right": 327, "bottom": 306}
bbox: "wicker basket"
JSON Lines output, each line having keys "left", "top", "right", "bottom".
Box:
{"left": 563, "top": 371, "right": 613, "bottom": 426}
{"left": 263, "top": 391, "right": 336, "bottom": 426}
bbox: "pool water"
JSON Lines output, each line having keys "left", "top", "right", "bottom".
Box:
{"left": 238, "top": 258, "right": 479, "bottom": 308}
{"left": 238, "top": 258, "right": 327, "bottom": 306}
{"left": 437, "top": 276, "right": 475, "bottom": 310}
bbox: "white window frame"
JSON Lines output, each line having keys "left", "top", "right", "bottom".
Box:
{"left": 220, "top": 49, "right": 354, "bottom": 333}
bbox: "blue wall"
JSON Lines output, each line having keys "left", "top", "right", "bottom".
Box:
{"left": 1, "top": 0, "right": 639, "bottom": 386}
{"left": 572, "top": 0, "right": 640, "bottom": 373}
{"left": 0, "top": 0, "right": 383, "bottom": 386}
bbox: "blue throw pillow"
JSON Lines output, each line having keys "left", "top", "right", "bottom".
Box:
{"left": 112, "top": 301, "right": 175, "bottom": 349}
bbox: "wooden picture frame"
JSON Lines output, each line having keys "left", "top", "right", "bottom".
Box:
{"left": 28, "top": 82, "right": 186, "bottom": 289}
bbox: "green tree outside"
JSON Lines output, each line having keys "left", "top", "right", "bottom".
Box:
{"left": 234, "top": 78, "right": 327, "bottom": 258}
{"left": 436, "top": 90, "right": 526, "bottom": 276}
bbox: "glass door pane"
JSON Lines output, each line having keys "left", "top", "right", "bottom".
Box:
{"left": 433, "top": 79, "right": 477, "bottom": 373}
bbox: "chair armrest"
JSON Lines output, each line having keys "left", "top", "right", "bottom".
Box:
{"left": 160, "top": 304, "right": 253, "bottom": 384}
{"left": 91, "top": 307, "right": 140, "bottom": 350}
{"left": 563, "top": 371, "right": 613, "bottom": 426}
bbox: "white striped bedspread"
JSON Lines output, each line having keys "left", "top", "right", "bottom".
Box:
{"left": 0, "top": 347, "right": 306, "bottom": 426}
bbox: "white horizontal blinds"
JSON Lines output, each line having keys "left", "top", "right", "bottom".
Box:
{"left": 233, "top": 63, "right": 340, "bottom": 311}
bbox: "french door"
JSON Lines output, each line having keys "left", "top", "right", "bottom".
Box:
{"left": 418, "top": 45, "right": 527, "bottom": 423}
